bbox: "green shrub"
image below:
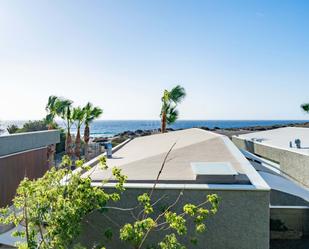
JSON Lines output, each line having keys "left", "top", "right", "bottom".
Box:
{"left": 7, "top": 124, "right": 19, "bottom": 134}
{"left": 17, "top": 120, "right": 48, "bottom": 133}
{"left": 0, "top": 153, "right": 219, "bottom": 249}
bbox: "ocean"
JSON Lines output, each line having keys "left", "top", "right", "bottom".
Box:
{"left": 1, "top": 120, "right": 307, "bottom": 137}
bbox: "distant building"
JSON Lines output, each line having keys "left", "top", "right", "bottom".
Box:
{"left": 232, "top": 127, "right": 309, "bottom": 188}
{"left": 232, "top": 127, "right": 309, "bottom": 246}
{"left": 78, "top": 128, "right": 270, "bottom": 249}
{"left": 0, "top": 130, "right": 60, "bottom": 207}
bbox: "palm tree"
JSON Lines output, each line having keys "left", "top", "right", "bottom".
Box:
{"left": 45, "top": 95, "right": 61, "bottom": 167}
{"left": 72, "top": 107, "right": 85, "bottom": 159}
{"left": 60, "top": 101, "right": 74, "bottom": 157}
{"left": 160, "top": 85, "right": 186, "bottom": 133}
{"left": 45, "top": 96, "right": 59, "bottom": 129}
{"left": 46, "top": 96, "right": 73, "bottom": 157}
{"left": 83, "top": 102, "right": 103, "bottom": 160}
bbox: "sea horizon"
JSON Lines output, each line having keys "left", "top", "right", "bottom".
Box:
{"left": 1, "top": 119, "right": 308, "bottom": 137}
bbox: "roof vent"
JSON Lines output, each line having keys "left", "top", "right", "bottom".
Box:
{"left": 191, "top": 162, "right": 238, "bottom": 183}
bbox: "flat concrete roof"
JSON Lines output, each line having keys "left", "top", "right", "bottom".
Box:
{"left": 234, "top": 127, "right": 309, "bottom": 156}
{"left": 83, "top": 128, "right": 269, "bottom": 189}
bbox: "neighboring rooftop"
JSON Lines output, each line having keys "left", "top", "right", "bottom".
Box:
{"left": 232, "top": 127, "right": 309, "bottom": 188}
{"left": 234, "top": 127, "right": 309, "bottom": 155}
{"left": 83, "top": 128, "right": 268, "bottom": 189}
{"left": 0, "top": 130, "right": 60, "bottom": 157}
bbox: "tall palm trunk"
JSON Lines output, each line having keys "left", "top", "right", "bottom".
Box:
{"left": 47, "top": 144, "right": 55, "bottom": 168}
{"left": 84, "top": 125, "right": 90, "bottom": 160}
{"left": 47, "top": 125, "right": 55, "bottom": 168}
{"left": 161, "top": 111, "right": 166, "bottom": 133}
{"left": 75, "top": 128, "right": 81, "bottom": 159}
{"left": 65, "top": 130, "right": 73, "bottom": 157}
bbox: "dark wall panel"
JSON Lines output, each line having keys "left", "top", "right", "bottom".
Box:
{"left": 0, "top": 148, "right": 48, "bottom": 207}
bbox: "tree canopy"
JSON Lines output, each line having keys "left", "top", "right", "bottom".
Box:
{"left": 1, "top": 153, "right": 218, "bottom": 249}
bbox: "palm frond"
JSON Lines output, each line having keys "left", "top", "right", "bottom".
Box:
{"left": 45, "top": 113, "right": 55, "bottom": 125}
{"left": 46, "top": 95, "right": 58, "bottom": 111}
{"left": 166, "top": 105, "right": 179, "bottom": 125}
{"left": 72, "top": 107, "right": 86, "bottom": 128}
{"left": 83, "top": 102, "right": 103, "bottom": 125}
{"left": 301, "top": 103, "right": 309, "bottom": 113}
{"left": 169, "top": 85, "right": 186, "bottom": 104}
{"left": 159, "top": 85, "right": 185, "bottom": 129}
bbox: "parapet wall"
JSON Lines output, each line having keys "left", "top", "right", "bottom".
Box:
{"left": 232, "top": 136, "right": 309, "bottom": 188}
{"left": 77, "top": 187, "right": 270, "bottom": 249}
{"left": 0, "top": 130, "right": 60, "bottom": 157}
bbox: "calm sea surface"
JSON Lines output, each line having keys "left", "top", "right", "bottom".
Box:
{"left": 1, "top": 120, "right": 307, "bottom": 137}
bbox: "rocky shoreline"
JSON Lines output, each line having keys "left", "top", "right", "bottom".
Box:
{"left": 92, "top": 121, "right": 309, "bottom": 145}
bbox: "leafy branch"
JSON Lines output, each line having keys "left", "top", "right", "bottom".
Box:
{"left": 0, "top": 145, "right": 219, "bottom": 249}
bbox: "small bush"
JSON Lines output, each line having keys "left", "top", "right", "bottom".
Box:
{"left": 17, "top": 120, "right": 48, "bottom": 133}
{"left": 7, "top": 124, "right": 19, "bottom": 134}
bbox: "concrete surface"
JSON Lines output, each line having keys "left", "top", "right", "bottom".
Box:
{"left": 77, "top": 188, "right": 270, "bottom": 249}
{"left": 83, "top": 128, "right": 268, "bottom": 188}
{"left": 233, "top": 127, "right": 309, "bottom": 155}
{"left": 232, "top": 128, "right": 309, "bottom": 188}
{"left": 0, "top": 130, "right": 60, "bottom": 157}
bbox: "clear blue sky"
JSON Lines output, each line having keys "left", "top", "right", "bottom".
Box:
{"left": 1, "top": 0, "right": 309, "bottom": 120}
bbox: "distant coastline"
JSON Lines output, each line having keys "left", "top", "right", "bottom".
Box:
{"left": 1, "top": 120, "right": 308, "bottom": 137}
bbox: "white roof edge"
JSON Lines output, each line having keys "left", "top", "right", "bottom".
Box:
{"left": 92, "top": 182, "right": 269, "bottom": 191}
{"left": 240, "top": 149, "right": 281, "bottom": 170}
{"left": 270, "top": 205, "right": 309, "bottom": 209}
{"left": 220, "top": 136, "right": 270, "bottom": 190}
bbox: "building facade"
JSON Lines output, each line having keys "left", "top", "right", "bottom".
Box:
{"left": 0, "top": 130, "right": 60, "bottom": 207}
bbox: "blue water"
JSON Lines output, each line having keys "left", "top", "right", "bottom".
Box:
{"left": 70, "top": 120, "right": 308, "bottom": 137}
{"left": 1, "top": 120, "right": 307, "bottom": 137}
